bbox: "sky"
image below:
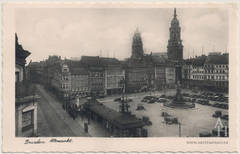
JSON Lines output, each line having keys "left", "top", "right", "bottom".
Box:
{"left": 15, "top": 8, "right": 229, "bottom": 62}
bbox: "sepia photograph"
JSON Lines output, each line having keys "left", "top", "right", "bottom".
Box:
{"left": 2, "top": 1, "right": 239, "bottom": 153}
{"left": 15, "top": 7, "right": 230, "bottom": 138}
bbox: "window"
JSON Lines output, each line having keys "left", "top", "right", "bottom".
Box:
{"left": 22, "top": 110, "right": 34, "bottom": 132}
{"left": 15, "top": 72, "right": 20, "bottom": 82}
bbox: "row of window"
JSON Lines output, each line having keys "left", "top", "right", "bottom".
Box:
{"left": 214, "top": 65, "right": 228, "bottom": 68}
{"left": 204, "top": 64, "right": 228, "bottom": 68}
{"left": 192, "top": 69, "right": 227, "bottom": 74}
{"left": 192, "top": 75, "right": 228, "bottom": 80}
{"left": 71, "top": 87, "right": 88, "bottom": 91}
{"left": 62, "top": 76, "right": 69, "bottom": 81}
{"left": 89, "top": 72, "right": 104, "bottom": 77}
{"left": 71, "top": 75, "right": 88, "bottom": 78}
{"left": 61, "top": 84, "right": 69, "bottom": 89}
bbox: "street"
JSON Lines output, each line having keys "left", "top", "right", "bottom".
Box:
{"left": 36, "top": 84, "right": 89, "bottom": 137}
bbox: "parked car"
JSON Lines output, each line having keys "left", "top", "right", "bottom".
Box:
{"left": 161, "top": 112, "right": 169, "bottom": 117}
{"left": 142, "top": 116, "right": 152, "bottom": 126}
{"left": 191, "top": 98, "right": 196, "bottom": 103}
{"left": 182, "top": 93, "right": 190, "bottom": 97}
{"left": 148, "top": 99, "right": 155, "bottom": 104}
{"left": 127, "top": 98, "right": 133, "bottom": 102}
{"left": 164, "top": 116, "right": 178, "bottom": 124}
{"left": 136, "top": 104, "right": 145, "bottom": 111}
{"left": 197, "top": 99, "right": 209, "bottom": 105}
{"left": 158, "top": 98, "right": 168, "bottom": 103}
{"left": 167, "top": 96, "right": 174, "bottom": 99}
{"left": 212, "top": 110, "right": 222, "bottom": 118}
{"left": 114, "top": 97, "right": 121, "bottom": 102}
{"left": 141, "top": 98, "right": 148, "bottom": 102}
{"left": 143, "top": 96, "right": 152, "bottom": 100}
{"left": 221, "top": 114, "right": 229, "bottom": 120}
{"left": 160, "top": 94, "right": 166, "bottom": 98}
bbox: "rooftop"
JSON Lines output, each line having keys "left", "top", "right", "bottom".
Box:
{"left": 205, "top": 53, "right": 228, "bottom": 65}
{"left": 86, "top": 102, "right": 145, "bottom": 129}
{"left": 69, "top": 67, "right": 88, "bottom": 75}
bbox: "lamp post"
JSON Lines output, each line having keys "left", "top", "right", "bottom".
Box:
{"left": 119, "top": 77, "right": 130, "bottom": 113}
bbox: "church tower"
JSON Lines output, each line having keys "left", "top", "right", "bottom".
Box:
{"left": 131, "top": 28, "right": 144, "bottom": 60}
{"left": 167, "top": 8, "right": 183, "bottom": 61}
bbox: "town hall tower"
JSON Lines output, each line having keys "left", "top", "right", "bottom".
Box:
{"left": 167, "top": 8, "right": 183, "bottom": 61}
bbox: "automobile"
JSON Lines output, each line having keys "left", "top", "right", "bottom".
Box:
{"left": 164, "top": 116, "right": 178, "bottom": 124}
{"left": 199, "top": 132, "right": 212, "bottom": 137}
{"left": 148, "top": 99, "right": 155, "bottom": 104}
{"left": 197, "top": 99, "right": 210, "bottom": 105}
{"left": 182, "top": 93, "right": 190, "bottom": 97}
{"left": 142, "top": 116, "right": 152, "bottom": 126}
{"left": 127, "top": 98, "right": 133, "bottom": 102}
{"left": 96, "top": 95, "right": 105, "bottom": 99}
{"left": 143, "top": 96, "right": 152, "bottom": 100}
{"left": 158, "top": 98, "right": 168, "bottom": 103}
{"left": 184, "top": 98, "right": 191, "bottom": 102}
{"left": 114, "top": 97, "right": 121, "bottom": 102}
{"left": 192, "top": 95, "right": 198, "bottom": 98}
{"left": 212, "top": 103, "right": 221, "bottom": 107}
{"left": 160, "top": 94, "right": 166, "bottom": 98}
{"left": 151, "top": 97, "right": 158, "bottom": 102}
{"left": 191, "top": 98, "right": 196, "bottom": 103}
{"left": 136, "top": 104, "right": 145, "bottom": 111}
{"left": 167, "top": 96, "right": 174, "bottom": 99}
{"left": 161, "top": 112, "right": 169, "bottom": 117}
{"left": 221, "top": 114, "right": 229, "bottom": 120}
{"left": 221, "top": 103, "right": 228, "bottom": 109}
{"left": 192, "top": 89, "right": 198, "bottom": 93}
{"left": 212, "top": 111, "right": 222, "bottom": 118}
{"left": 141, "top": 98, "right": 148, "bottom": 102}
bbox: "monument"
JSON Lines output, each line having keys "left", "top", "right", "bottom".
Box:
{"left": 164, "top": 81, "right": 195, "bottom": 109}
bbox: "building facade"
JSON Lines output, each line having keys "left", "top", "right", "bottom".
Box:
{"left": 154, "top": 64, "right": 166, "bottom": 90}
{"left": 125, "top": 29, "right": 155, "bottom": 93}
{"left": 182, "top": 53, "right": 229, "bottom": 92}
{"left": 204, "top": 53, "right": 229, "bottom": 91}
{"left": 70, "top": 67, "right": 89, "bottom": 95}
{"left": 81, "top": 56, "right": 105, "bottom": 96}
{"left": 165, "top": 65, "right": 176, "bottom": 88}
{"left": 103, "top": 58, "right": 125, "bottom": 95}
{"left": 15, "top": 34, "right": 39, "bottom": 137}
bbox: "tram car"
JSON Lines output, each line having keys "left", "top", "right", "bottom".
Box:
{"left": 65, "top": 95, "right": 88, "bottom": 120}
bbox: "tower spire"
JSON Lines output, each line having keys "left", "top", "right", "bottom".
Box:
{"left": 167, "top": 7, "right": 183, "bottom": 61}
{"left": 174, "top": 8, "right": 177, "bottom": 18}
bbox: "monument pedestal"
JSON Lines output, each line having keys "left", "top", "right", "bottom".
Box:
{"left": 164, "top": 85, "right": 195, "bottom": 109}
